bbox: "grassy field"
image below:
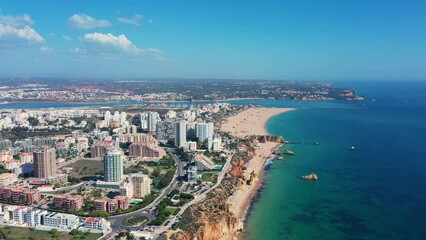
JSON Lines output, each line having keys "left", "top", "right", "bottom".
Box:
{"left": 0, "top": 226, "right": 102, "bottom": 240}
{"left": 165, "top": 206, "right": 180, "bottom": 215}
{"left": 201, "top": 172, "right": 216, "bottom": 182}
{"left": 67, "top": 159, "right": 103, "bottom": 179}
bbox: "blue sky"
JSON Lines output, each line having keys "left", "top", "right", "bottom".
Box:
{"left": 0, "top": 0, "right": 425, "bottom": 80}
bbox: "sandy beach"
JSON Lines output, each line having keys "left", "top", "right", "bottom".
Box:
{"left": 220, "top": 107, "right": 294, "bottom": 138}
{"left": 220, "top": 107, "right": 294, "bottom": 220}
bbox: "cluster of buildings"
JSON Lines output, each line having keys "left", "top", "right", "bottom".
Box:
{"left": 93, "top": 150, "right": 151, "bottom": 213}
{"left": 0, "top": 185, "right": 41, "bottom": 204}
{"left": 0, "top": 102, "right": 234, "bottom": 222}
{"left": 93, "top": 195, "right": 130, "bottom": 213}
{"left": 53, "top": 194, "right": 84, "bottom": 211}
{"left": 0, "top": 203, "right": 110, "bottom": 233}
{"left": 128, "top": 142, "right": 165, "bottom": 160}
{"left": 0, "top": 108, "right": 97, "bottom": 131}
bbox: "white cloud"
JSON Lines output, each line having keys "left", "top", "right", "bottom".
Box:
{"left": 0, "top": 13, "right": 33, "bottom": 28}
{"left": 0, "top": 12, "right": 43, "bottom": 47}
{"left": 63, "top": 35, "right": 72, "bottom": 41}
{"left": 118, "top": 14, "right": 143, "bottom": 26}
{"left": 68, "top": 14, "right": 111, "bottom": 29}
{"left": 83, "top": 32, "right": 139, "bottom": 53}
{"left": 0, "top": 24, "right": 44, "bottom": 44}
{"left": 39, "top": 46, "right": 54, "bottom": 52}
{"left": 79, "top": 32, "right": 162, "bottom": 59}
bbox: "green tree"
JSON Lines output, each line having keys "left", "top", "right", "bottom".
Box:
{"left": 28, "top": 117, "right": 39, "bottom": 126}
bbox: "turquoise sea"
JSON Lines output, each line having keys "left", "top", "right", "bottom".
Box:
{"left": 244, "top": 81, "right": 426, "bottom": 240}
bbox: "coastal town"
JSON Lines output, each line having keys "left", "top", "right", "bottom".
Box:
{"left": 0, "top": 101, "right": 292, "bottom": 240}
{"left": 0, "top": 78, "right": 366, "bottom": 103}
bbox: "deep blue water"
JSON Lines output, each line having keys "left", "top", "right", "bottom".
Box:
{"left": 244, "top": 81, "right": 426, "bottom": 239}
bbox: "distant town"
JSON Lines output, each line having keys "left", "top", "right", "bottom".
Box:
{"left": 0, "top": 101, "right": 264, "bottom": 239}
{"left": 0, "top": 78, "right": 365, "bottom": 103}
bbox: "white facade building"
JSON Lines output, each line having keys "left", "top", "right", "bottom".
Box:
{"left": 175, "top": 121, "right": 187, "bottom": 148}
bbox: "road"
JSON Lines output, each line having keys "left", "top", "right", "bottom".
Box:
{"left": 100, "top": 147, "right": 185, "bottom": 240}
{"left": 150, "top": 153, "right": 234, "bottom": 237}
{"left": 101, "top": 151, "right": 233, "bottom": 240}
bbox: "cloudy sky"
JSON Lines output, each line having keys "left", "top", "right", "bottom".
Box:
{"left": 0, "top": 0, "right": 425, "bottom": 80}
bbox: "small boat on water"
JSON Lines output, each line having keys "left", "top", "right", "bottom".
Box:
{"left": 284, "top": 150, "right": 295, "bottom": 155}
{"left": 351, "top": 146, "right": 356, "bottom": 150}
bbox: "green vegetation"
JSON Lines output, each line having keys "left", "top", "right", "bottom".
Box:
{"left": 124, "top": 162, "right": 149, "bottom": 175}
{"left": 179, "top": 193, "right": 194, "bottom": 200}
{"left": 27, "top": 117, "right": 39, "bottom": 126}
{"left": 174, "top": 148, "right": 189, "bottom": 161}
{"left": 201, "top": 173, "right": 216, "bottom": 182}
{"left": 155, "top": 170, "right": 175, "bottom": 190}
{"left": 119, "top": 142, "right": 131, "bottom": 150}
{"left": 69, "top": 229, "right": 96, "bottom": 239}
{"left": 167, "top": 189, "right": 180, "bottom": 198}
{"left": 213, "top": 156, "right": 227, "bottom": 165}
{"left": 165, "top": 207, "right": 180, "bottom": 215}
{"left": 150, "top": 198, "right": 174, "bottom": 225}
{"left": 0, "top": 226, "right": 101, "bottom": 240}
{"left": 0, "top": 165, "right": 11, "bottom": 174}
{"left": 158, "top": 155, "right": 175, "bottom": 169}
{"left": 122, "top": 216, "right": 149, "bottom": 226}
{"left": 0, "top": 127, "right": 71, "bottom": 142}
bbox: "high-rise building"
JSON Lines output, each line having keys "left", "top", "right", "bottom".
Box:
{"left": 196, "top": 122, "right": 214, "bottom": 143}
{"left": 104, "top": 111, "right": 111, "bottom": 121}
{"left": 140, "top": 111, "right": 160, "bottom": 132}
{"left": 103, "top": 149, "right": 123, "bottom": 182}
{"left": 120, "top": 111, "right": 127, "bottom": 125}
{"left": 139, "top": 112, "right": 148, "bottom": 130}
{"left": 147, "top": 112, "right": 159, "bottom": 132}
{"left": 121, "top": 172, "right": 152, "bottom": 199}
{"left": 33, "top": 146, "right": 57, "bottom": 178}
{"left": 175, "top": 121, "right": 187, "bottom": 148}
{"left": 113, "top": 111, "right": 120, "bottom": 122}
{"left": 156, "top": 119, "right": 176, "bottom": 142}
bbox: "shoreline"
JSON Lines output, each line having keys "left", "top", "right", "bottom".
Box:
{"left": 220, "top": 107, "right": 294, "bottom": 239}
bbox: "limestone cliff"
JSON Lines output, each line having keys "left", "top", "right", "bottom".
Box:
{"left": 163, "top": 138, "right": 278, "bottom": 240}
{"left": 165, "top": 153, "right": 249, "bottom": 240}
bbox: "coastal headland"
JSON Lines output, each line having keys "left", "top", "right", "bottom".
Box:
{"left": 166, "top": 107, "right": 293, "bottom": 240}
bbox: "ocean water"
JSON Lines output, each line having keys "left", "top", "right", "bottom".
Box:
{"left": 244, "top": 81, "right": 426, "bottom": 240}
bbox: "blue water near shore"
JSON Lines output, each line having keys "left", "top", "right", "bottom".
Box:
{"left": 244, "top": 81, "right": 426, "bottom": 239}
